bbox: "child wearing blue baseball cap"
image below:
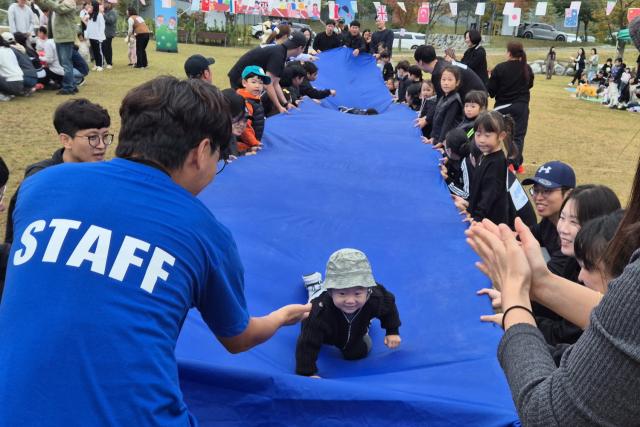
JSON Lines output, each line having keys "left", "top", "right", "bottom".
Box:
{"left": 237, "top": 66, "right": 271, "bottom": 155}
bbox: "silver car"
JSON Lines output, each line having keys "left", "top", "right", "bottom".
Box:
{"left": 518, "top": 23, "right": 568, "bottom": 42}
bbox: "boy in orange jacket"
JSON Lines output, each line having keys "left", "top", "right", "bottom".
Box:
{"left": 237, "top": 66, "right": 270, "bottom": 155}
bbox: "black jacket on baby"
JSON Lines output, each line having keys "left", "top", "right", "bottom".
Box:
{"left": 295, "top": 283, "right": 401, "bottom": 376}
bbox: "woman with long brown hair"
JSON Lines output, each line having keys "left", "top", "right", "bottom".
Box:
{"left": 486, "top": 40, "right": 533, "bottom": 175}
{"left": 262, "top": 24, "right": 290, "bottom": 46}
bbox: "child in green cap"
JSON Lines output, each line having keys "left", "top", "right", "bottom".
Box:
{"left": 295, "top": 249, "right": 402, "bottom": 377}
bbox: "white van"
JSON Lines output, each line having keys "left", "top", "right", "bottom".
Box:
{"left": 390, "top": 32, "right": 426, "bottom": 50}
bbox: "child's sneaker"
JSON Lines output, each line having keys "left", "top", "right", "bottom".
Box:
{"left": 302, "top": 272, "right": 323, "bottom": 300}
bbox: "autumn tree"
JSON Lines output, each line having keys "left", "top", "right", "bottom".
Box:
{"left": 552, "top": 0, "right": 598, "bottom": 38}
{"left": 591, "top": 0, "right": 640, "bottom": 58}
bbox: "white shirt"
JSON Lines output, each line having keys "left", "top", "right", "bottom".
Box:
{"left": 0, "top": 47, "right": 24, "bottom": 82}
{"left": 43, "top": 39, "right": 64, "bottom": 75}
{"left": 85, "top": 13, "right": 106, "bottom": 41}
{"left": 8, "top": 3, "right": 34, "bottom": 34}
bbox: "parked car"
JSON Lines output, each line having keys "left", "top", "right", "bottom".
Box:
{"left": 566, "top": 34, "right": 596, "bottom": 42}
{"left": 391, "top": 32, "right": 425, "bottom": 50}
{"left": 518, "top": 22, "right": 568, "bottom": 41}
{"left": 251, "top": 22, "right": 315, "bottom": 40}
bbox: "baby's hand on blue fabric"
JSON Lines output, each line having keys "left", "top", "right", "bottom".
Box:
{"left": 384, "top": 335, "right": 401, "bottom": 349}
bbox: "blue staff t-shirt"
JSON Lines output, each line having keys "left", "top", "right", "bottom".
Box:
{"left": 0, "top": 159, "right": 250, "bottom": 426}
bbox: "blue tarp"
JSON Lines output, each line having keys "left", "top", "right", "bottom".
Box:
{"left": 176, "top": 47, "right": 520, "bottom": 426}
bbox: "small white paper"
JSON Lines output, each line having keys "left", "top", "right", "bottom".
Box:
{"left": 508, "top": 7, "right": 521, "bottom": 26}
{"left": 450, "top": 2, "right": 457, "bottom": 16}
{"left": 350, "top": 1, "right": 357, "bottom": 13}
{"left": 162, "top": 0, "right": 171, "bottom": 8}
{"left": 535, "top": 2, "right": 547, "bottom": 16}
{"left": 397, "top": 2, "right": 406, "bottom": 12}
{"left": 192, "top": 0, "right": 200, "bottom": 10}
{"left": 475, "top": 2, "right": 485, "bottom": 16}
{"left": 373, "top": 2, "right": 380, "bottom": 9}
{"left": 508, "top": 174, "right": 529, "bottom": 211}
{"left": 570, "top": 1, "right": 581, "bottom": 14}
{"left": 136, "top": 16, "right": 145, "bottom": 23}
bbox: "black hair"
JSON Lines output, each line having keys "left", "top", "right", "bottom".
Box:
{"left": 38, "top": 26, "right": 47, "bottom": 35}
{"left": 441, "top": 64, "right": 461, "bottom": 83}
{"left": 289, "top": 64, "right": 305, "bottom": 80}
{"left": 507, "top": 40, "right": 530, "bottom": 85}
{"left": 414, "top": 45, "right": 436, "bottom": 64}
{"left": 473, "top": 111, "right": 517, "bottom": 159}
{"left": 422, "top": 79, "right": 434, "bottom": 92}
{"left": 304, "top": 62, "right": 318, "bottom": 75}
{"left": 444, "top": 128, "right": 471, "bottom": 158}
{"left": 578, "top": 48, "right": 585, "bottom": 57}
{"left": 116, "top": 77, "right": 231, "bottom": 172}
{"left": 0, "top": 156, "right": 9, "bottom": 188}
{"left": 464, "top": 29, "right": 481, "bottom": 46}
{"left": 559, "top": 185, "right": 622, "bottom": 228}
{"left": 53, "top": 98, "right": 111, "bottom": 137}
{"left": 78, "top": 32, "right": 84, "bottom": 39}
{"left": 325, "top": 19, "right": 336, "bottom": 26}
{"left": 362, "top": 29, "right": 371, "bottom": 36}
{"left": 606, "top": 58, "right": 612, "bottom": 63}
{"left": 350, "top": 20, "right": 360, "bottom": 28}
{"left": 242, "top": 72, "right": 265, "bottom": 84}
{"left": 574, "top": 209, "right": 624, "bottom": 275}
{"left": 365, "top": 109, "right": 378, "bottom": 115}
{"left": 90, "top": 1, "right": 100, "bottom": 21}
{"left": 464, "top": 90, "right": 488, "bottom": 109}
{"left": 13, "top": 32, "right": 27, "bottom": 47}
{"left": 407, "top": 82, "right": 422, "bottom": 106}
{"left": 127, "top": 7, "right": 138, "bottom": 15}
{"left": 279, "top": 67, "right": 294, "bottom": 87}
{"left": 377, "top": 42, "right": 387, "bottom": 50}
{"left": 548, "top": 46, "right": 555, "bottom": 54}
{"left": 396, "top": 60, "right": 410, "bottom": 72}
{"left": 408, "top": 65, "right": 423, "bottom": 80}
{"left": 615, "top": 57, "right": 623, "bottom": 63}
{"left": 591, "top": 48, "right": 597, "bottom": 54}
{"left": 380, "top": 50, "right": 390, "bottom": 59}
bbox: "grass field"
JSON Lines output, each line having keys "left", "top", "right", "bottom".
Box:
{"left": 1, "top": 39, "right": 639, "bottom": 240}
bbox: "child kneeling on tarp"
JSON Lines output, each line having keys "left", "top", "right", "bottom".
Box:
{"left": 295, "top": 249, "right": 402, "bottom": 377}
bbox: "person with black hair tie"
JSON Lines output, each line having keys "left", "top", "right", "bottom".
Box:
{"left": 299, "top": 61, "right": 336, "bottom": 100}
{"left": 486, "top": 40, "right": 533, "bottom": 175}
{"left": 444, "top": 29, "right": 488, "bottom": 86}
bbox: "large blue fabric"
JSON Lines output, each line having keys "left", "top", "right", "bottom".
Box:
{"left": 177, "top": 48, "right": 520, "bottom": 426}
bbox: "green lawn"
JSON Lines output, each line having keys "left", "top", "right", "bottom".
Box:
{"left": 1, "top": 39, "right": 639, "bottom": 240}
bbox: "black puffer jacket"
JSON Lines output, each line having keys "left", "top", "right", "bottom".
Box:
{"left": 245, "top": 97, "right": 265, "bottom": 141}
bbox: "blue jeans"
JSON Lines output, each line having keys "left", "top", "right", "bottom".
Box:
{"left": 23, "top": 76, "right": 37, "bottom": 88}
{"left": 55, "top": 42, "right": 75, "bottom": 91}
{"left": 73, "top": 68, "right": 86, "bottom": 85}
{"left": 587, "top": 71, "right": 595, "bottom": 82}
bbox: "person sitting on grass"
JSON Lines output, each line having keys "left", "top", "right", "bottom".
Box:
{"left": 295, "top": 249, "right": 401, "bottom": 378}
{"left": 237, "top": 66, "right": 267, "bottom": 156}
{"left": 299, "top": 62, "right": 336, "bottom": 100}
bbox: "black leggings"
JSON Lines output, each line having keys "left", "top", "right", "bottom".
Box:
{"left": 135, "top": 33, "right": 149, "bottom": 67}
{"left": 571, "top": 69, "right": 583, "bottom": 84}
{"left": 102, "top": 37, "right": 113, "bottom": 66}
{"left": 495, "top": 102, "right": 530, "bottom": 169}
{"left": 90, "top": 39, "right": 103, "bottom": 67}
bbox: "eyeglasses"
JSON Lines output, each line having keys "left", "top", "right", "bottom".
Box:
{"left": 529, "top": 187, "right": 561, "bottom": 199}
{"left": 73, "top": 134, "right": 115, "bottom": 147}
{"left": 216, "top": 148, "right": 227, "bottom": 175}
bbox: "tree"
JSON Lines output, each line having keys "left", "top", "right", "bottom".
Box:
{"left": 383, "top": 0, "right": 420, "bottom": 29}
{"left": 591, "top": 0, "right": 640, "bottom": 58}
{"left": 552, "top": 0, "right": 597, "bottom": 38}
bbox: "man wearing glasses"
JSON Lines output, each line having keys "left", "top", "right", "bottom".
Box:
{"left": 4, "top": 98, "right": 112, "bottom": 244}
{"left": 522, "top": 161, "right": 576, "bottom": 276}
{"left": 0, "top": 77, "right": 310, "bottom": 427}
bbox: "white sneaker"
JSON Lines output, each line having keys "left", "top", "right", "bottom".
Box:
{"left": 0, "top": 94, "right": 11, "bottom": 101}
{"left": 96, "top": 67, "right": 104, "bottom": 71}
{"left": 92, "top": 66, "right": 98, "bottom": 71}
{"left": 302, "top": 272, "right": 323, "bottom": 300}
{"left": 106, "top": 64, "right": 112, "bottom": 69}
{"left": 567, "top": 83, "right": 573, "bottom": 86}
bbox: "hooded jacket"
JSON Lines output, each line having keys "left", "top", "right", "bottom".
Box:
{"left": 237, "top": 88, "right": 265, "bottom": 152}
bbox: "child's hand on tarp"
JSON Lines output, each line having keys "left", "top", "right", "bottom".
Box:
{"left": 439, "top": 163, "right": 448, "bottom": 180}
{"left": 421, "top": 137, "right": 434, "bottom": 145}
{"left": 384, "top": 335, "right": 401, "bottom": 349}
{"left": 413, "top": 117, "right": 427, "bottom": 129}
{"left": 477, "top": 288, "right": 502, "bottom": 309}
{"left": 450, "top": 194, "right": 468, "bottom": 212}
{"left": 330, "top": 90, "right": 337, "bottom": 97}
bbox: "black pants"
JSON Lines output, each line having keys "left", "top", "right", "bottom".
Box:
{"left": 90, "top": 39, "right": 103, "bottom": 67}
{"left": 340, "top": 334, "right": 372, "bottom": 361}
{"left": 102, "top": 37, "right": 113, "bottom": 66}
{"left": 45, "top": 68, "right": 64, "bottom": 85}
{"left": 135, "top": 33, "right": 149, "bottom": 67}
{"left": 495, "top": 102, "right": 530, "bottom": 169}
{"left": 0, "top": 76, "right": 23, "bottom": 95}
{"left": 571, "top": 69, "right": 583, "bottom": 84}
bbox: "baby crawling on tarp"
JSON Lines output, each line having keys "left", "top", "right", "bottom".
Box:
{"left": 295, "top": 249, "right": 402, "bottom": 377}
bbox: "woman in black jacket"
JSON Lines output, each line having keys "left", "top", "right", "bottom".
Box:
{"left": 569, "top": 48, "right": 586, "bottom": 86}
{"left": 445, "top": 29, "right": 488, "bottom": 86}
{"left": 545, "top": 46, "right": 556, "bottom": 79}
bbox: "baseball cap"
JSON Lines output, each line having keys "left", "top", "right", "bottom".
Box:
{"left": 522, "top": 161, "right": 576, "bottom": 189}
{"left": 337, "top": 17, "right": 345, "bottom": 23}
{"left": 241, "top": 65, "right": 272, "bottom": 85}
{"left": 322, "top": 249, "right": 377, "bottom": 291}
{"left": 283, "top": 31, "right": 307, "bottom": 50}
{"left": 184, "top": 54, "right": 215, "bottom": 77}
{"left": 221, "top": 88, "right": 253, "bottom": 121}
{"left": 1, "top": 32, "right": 15, "bottom": 43}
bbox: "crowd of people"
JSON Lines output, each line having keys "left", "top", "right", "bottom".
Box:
{"left": 2, "top": 8, "right": 640, "bottom": 426}
{"left": 1, "top": 0, "right": 150, "bottom": 100}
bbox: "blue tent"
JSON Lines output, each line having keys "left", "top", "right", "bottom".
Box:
{"left": 176, "top": 48, "right": 520, "bottom": 426}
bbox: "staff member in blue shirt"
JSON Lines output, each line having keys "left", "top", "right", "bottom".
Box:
{"left": 0, "top": 76, "right": 311, "bottom": 427}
